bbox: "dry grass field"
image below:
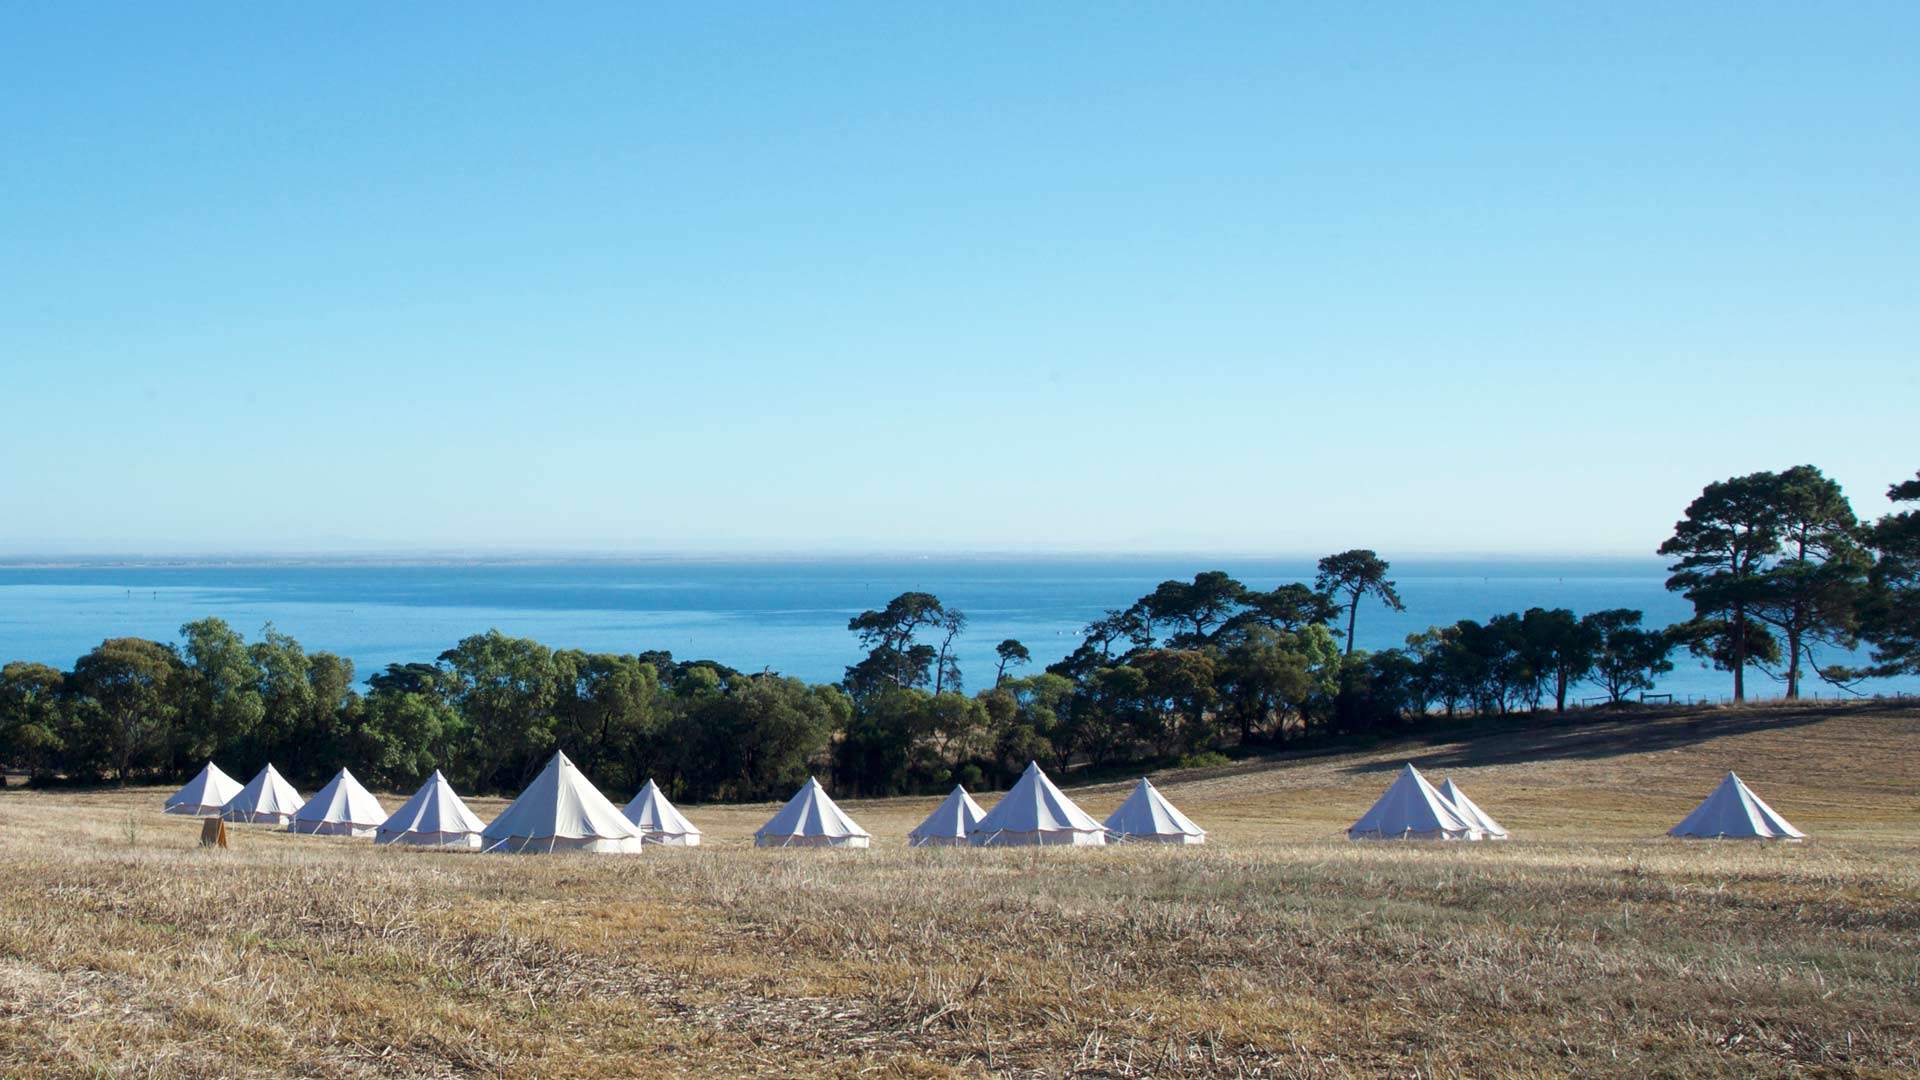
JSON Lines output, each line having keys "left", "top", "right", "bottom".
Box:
{"left": 3, "top": 701, "right": 1917, "bottom": 1078}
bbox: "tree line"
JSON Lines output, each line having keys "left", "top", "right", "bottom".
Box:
{"left": 2, "top": 465, "right": 1914, "bottom": 798}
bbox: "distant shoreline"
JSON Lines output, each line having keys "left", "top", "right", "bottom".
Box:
{"left": 0, "top": 551, "right": 1669, "bottom": 572}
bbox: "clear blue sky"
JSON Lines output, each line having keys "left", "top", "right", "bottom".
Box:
{"left": 3, "top": 5, "right": 1914, "bottom": 557}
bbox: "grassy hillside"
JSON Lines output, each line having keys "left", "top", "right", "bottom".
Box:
{"left": 2, "top": 701, "right": 1916, "bottom": 1077}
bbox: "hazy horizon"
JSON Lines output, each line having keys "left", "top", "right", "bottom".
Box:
{"left": 0, "top": 547, "right": 1675, "bottom": 568}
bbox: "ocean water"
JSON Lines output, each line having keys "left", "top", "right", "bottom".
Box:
{"left": 0, "top": 558, "right": 1910, "bottom": 704}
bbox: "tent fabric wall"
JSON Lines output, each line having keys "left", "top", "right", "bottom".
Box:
{"left": 164, "top": 762, "right": 243, "bottom": 817}
{"left": 621, "top": 779, "right": 703, "bottom": 846}
{"left": 219, "top": 764, "right": 306, "bottom": 826}
{"left": 481, "top": 751, "right": 646, "bottom": 855}
{"left": 908, "top": 785, "right": 986, "bottom": 847}
{"left": 289, "top": 768, "right": 388, "bottom": 838}
{"left": 754, "top": 778, "right": 871, "bottom": 848}
{"left": 1348, "top": 764, "right": 1481, "bottom": 841}
{"left": 967, "top": 762, "right": 1106, "bottom": 847}
{"left": 1669, "top": 772, "right": 1806, "bottom": 840}
{"left": 1103, "top": 778, "right": 1207, "bottom": 844}
{"left": 377, "top": 771, "right": 487, "bottom": 848}
{"left": 1437, "top": 778, "right": 1509, "bottom": 839}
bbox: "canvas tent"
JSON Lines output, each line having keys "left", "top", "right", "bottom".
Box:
{"left": 907, "top": 785, "right": 985, "bottom": 847}
{"left": 220, "top": 764, "right": 306, "bottom": 826}
{"left": 754, "top": 778, "right": 870, "bottom": 848}
{"left": 377, "top": 770, "right": 487, "bottom": 848}
{"left": 1669, "top": 772, "right": 1806, "bottom": 840}
{"left": 968, "top": 762, "right": 1106, "bottom": 846}
{"left": 1104, "top": 777, "right": 1207, "bottom": 844}
{"left": 289, "top": 767, "right": 388, "bottom": 837}
{"left": 1438, "top": 778, "right": 1509, "bottom": 839}
{"left": 164, "top": 762, "right": 243, "bottom": 816}
{"left": 1348, "top": 764, "right": 1481, "bottom": 840}
{"left": 481, "top": 751, "right": 645, "bottom": 853}
{"left": 621, "top": 778, "right": 703, "bottom": 846}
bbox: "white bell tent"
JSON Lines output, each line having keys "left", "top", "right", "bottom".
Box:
{"left": 377, "top": 770, "right": 487, "bottom": 848}
{"left": 481, "top": 751, "right": 646, "bottom": 853}
{"left": 289, "top": 767, "right": 389, "bottom": 837}
{"left": 219, "top": 764, "right": 306, "bottom": 826}
{"left": 1103, "top": 777, "right": 1207, "bottom": 844}
{"left": 1437, "top": 777, "right": 1509, "bottom": 839}
{"left": 754, "top": 778, "right": 871, "bottom": 848}
{"left": 1348, "top": 764, "right": 1481, "bottom": 841}
{"left": 164, "top": 762, "right": 243, "bottom": 817}
{"left": 1669, "top": 772, "right": 1806, "bottom": 840}
{"left": 907, "top": 785, "right": 985, "bottom": 847}
{"left": 968, "top": 762, "right": 1106, "bottom": 847}
{"left": 621, "top": 778, "right": 703, "bottom": 846}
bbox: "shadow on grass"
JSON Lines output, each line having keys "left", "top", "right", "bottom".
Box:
{"left": 1338, "top": 698, "right": 1915, "bottom": 777}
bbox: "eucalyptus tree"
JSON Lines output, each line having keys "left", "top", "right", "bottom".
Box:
{"left": 437, "top": 630, "right": 564, "bottom": 791}
{"left": 552, "top": 650, "right": 662, "bottom": 790}
{"left": 1142, "top": 571, "right": 1248, "bottom": 646}
{"left": 1517, "top": 607, "right": 1599, "bottom": 713}
{"left": 176, "top": 618, "right": 264, "bottom": 771}
{"left": 249, "top": 625, "right": 316, "bottom": 771}
{"left": 1746, "top": 466, "right": 1868, "bottom": 698}
{"left": 1466, "top": 615, "right": 1534, "bottom": 714}
{"left": 673, "top": 675, "right": 842, "bottom": 801}
{"left": 993, "top": 638, "right": 1031, "bottom": 685}
{"left": 1860, "top": 471, "right": 1920, "bottom": 676}
{"left": 985, "top": 672, "right": 1074, "bottom": 776}
{"left": 1215, "top": 624, "right": 1341, "bottom": 743}
{"left": 1407, "top": 616, "right": 1533, "bottom": 715}
{"left": 1659, "top": 472, "right": 1784, "bottom": 702}
{"left": 1404, "top": 626, "right": 1469, "bottom": 717}
{"left": 1224, "top": 583, "right": 1339, "bottom": 637}
{"left": 932, "top": 607, "right": 968, "bottom": 695}
{"left": 1049, "top": 606, "right": 1152, "bottom": 679}
{"left": 845, "top": 591, "right": 948, "bottom": 695}
{"left": 303, "top": 651, "right": 358, "bottom": 776}
{"left": 1078, "top": 664, "right": 1151, "bottom": 767}
{"left": 0, "top": 661, "right": 66, "bottom": 781}
{"left": 1580, "top": 609, "right": 1675, "bottom": 704}
{"left": 1315, "top": 550, "right": 1405, "bottom": 656}
{"left": 1131, "top": 648, "right": 1220, "bottom": 757}
{"left": 355, "top": 679, "right": 460, "bottom": 790}
{"left": 69, "top": 637, "right": 182, "bottom": 784}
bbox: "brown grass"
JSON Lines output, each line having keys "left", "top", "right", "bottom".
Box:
{"left": 3, "top": 700, "right": 1918, "bottom": 1077}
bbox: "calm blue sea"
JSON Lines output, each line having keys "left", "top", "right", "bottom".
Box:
{"left": 0, "top": 558, "right": 1910, "bottom": 704}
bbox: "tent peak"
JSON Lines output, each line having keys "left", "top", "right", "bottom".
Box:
{"left": 1349, "top": 764, "right": 1478, "bottom": 841}
{"left": 969, "top": 761, "right": 1104, "bottom": 846}
{"left": 1671, "top": 771, "right": 1804, "bottom": 840}
{"left": 1105, "top": 777, "right": 1205, "bottom": 844}
{"left": 483, "top": 750, "right": 643, "bottom": 853}
{"left": 908, "top": 785, "right": 985, "bottom": 846}
{"left": 756, "top": 778, "right": 869, "bottom": 847}
{"left": 622, "top": 777, "right": 702, "bottom": 844}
